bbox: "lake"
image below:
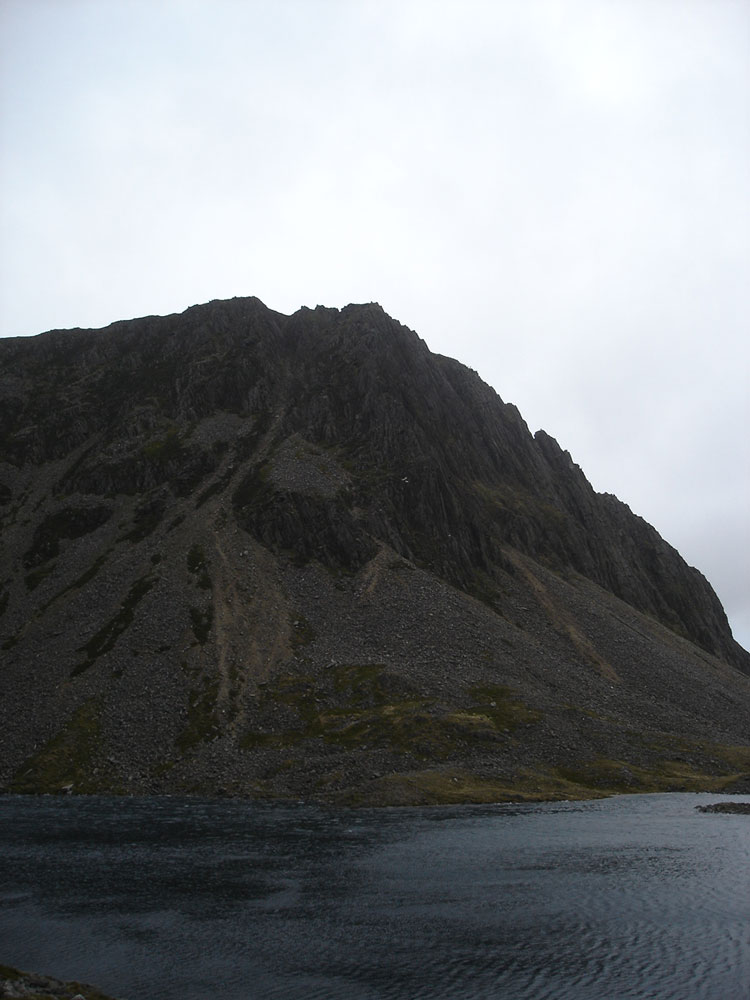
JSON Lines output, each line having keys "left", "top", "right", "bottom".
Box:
{"left": 1, "top": 792, "right": 748, "bottom": 999}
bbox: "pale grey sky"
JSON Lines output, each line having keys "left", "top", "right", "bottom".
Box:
{"left": 1, "top": 0, "right": 748, "bottom": 650}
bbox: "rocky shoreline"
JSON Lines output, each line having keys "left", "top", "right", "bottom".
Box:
{"left": 0, "top": 965, "right": 118, "bottom": 1000}
{"left": 696, "top": 801, "right": 750, "bottom": 814}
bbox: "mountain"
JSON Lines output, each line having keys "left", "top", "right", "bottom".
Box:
{"left": 1, "top": 296, "right": 748, "bottom": 805}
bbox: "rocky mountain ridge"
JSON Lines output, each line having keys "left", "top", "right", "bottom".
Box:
{"left": 1, "top": 296, "right": 748, "bottom": 805}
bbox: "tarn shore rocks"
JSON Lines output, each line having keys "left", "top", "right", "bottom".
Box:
{"left": 0, "top": 964, "right": 119, "bottom": 999}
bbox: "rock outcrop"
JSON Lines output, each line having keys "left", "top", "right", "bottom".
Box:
{"left": 0, "top": 963, "right": 117, "bottom": 999}
{"left": 1, "top": 296, "right": 749, "bottom": 804}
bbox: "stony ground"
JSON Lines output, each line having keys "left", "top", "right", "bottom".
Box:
{"left": 0, "top": 966, "right": 118, "bottom": 1000}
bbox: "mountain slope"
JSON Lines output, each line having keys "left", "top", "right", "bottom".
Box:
{"left": 1, "top": 297, "right": 748, "bottom": 804}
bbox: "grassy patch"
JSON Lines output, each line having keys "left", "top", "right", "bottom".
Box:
{"left": 187, "top": 543, "right": 212, "bottom": 589}
{"left": 340, "top": 753, "right": 750, "bottom": 807}
{"left": 332, "top": 663, "right": 388, "bottom": 701}
{"left": 341, "top": 740, "right": 750, "bottom": 806}
{"left": 468, "top": 684, "right": 543, "bottom": 731}
{"left": 709, "top": 744, "right": 750, "bottom": 772}
{"left": 11, "top": 700, "right": 102, "bottom": 793}
{"left": 554, "top": 753, "right": 750, "bottom": 795}
{"left": 241, "top": 667, "right": 542, "bottom": 759}
{"left": 142, "top": 425, "right": 184, "bottom": 461}
{"left": 344, "top": 767, "right": 581, "bottom": 807}
{"left": 290, "top": 614, "right": 317, "bottom": 650}
{"left": 323, "top": 706, "right": 454, "bottom": 757}
{"left": 176, "top": 677, "right": 220, "bottom": 752}
{"left": 189, "top": 604, "right": 213, "bottom": 644}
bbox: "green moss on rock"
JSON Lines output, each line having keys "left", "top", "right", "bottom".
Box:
{"left": 467, "top": 684, "right": 543, "bottom": 731}
{"left": 187, "top": 543, "right": 212, "bottom": 589}
{"left": 11, "top": 700, "right": 102, "bottom": 794}
{"left": 189, "top": 603, "right": 213, "bottom": 644}
{"left": 241, "top": 666, "right": 542, "bottom": 762}
{"left": 176, "top": 677, "right": 220, "bottom": 752}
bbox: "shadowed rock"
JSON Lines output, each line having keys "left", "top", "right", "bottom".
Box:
{"left": 697, "top": 801, "right": 750, "bottom": 814}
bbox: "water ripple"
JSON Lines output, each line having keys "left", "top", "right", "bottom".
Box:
{"left": 0, "top": 793, "right": 748, "bottom": 999}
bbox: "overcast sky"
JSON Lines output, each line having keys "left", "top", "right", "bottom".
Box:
{"left": 1, "top": 0, "right": 748, "bottom": 650}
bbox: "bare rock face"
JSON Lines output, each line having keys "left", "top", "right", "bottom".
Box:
{"left": 1, "top": 296, "right": 748, "bottom": 805}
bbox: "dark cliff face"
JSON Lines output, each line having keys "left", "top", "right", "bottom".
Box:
{"left": 1, "top": 297, "right": 748, "bottom": 804}
{"left": 3, "top": 296, "right": 740, "bottom": 668}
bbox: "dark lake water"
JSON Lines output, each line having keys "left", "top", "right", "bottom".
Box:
{"left": 1, "top": 792, "right": 748, "bottom": 999}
